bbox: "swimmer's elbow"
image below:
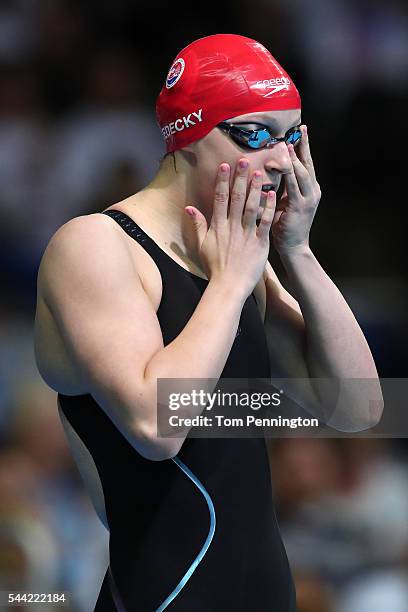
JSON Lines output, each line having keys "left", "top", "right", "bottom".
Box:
{"left": 132, "top": 420, "right": 184, "bottom": 461}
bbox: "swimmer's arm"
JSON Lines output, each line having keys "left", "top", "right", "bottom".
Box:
{"left": 263, "top": 254, "right": 384, "bottom": 431}
{"left": 261, "top": 260, "right": 318, "bottom": 413}
{"left": 37, "top": 215, "right": 247, "bottom": 461}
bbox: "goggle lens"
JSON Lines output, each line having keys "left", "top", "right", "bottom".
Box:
{"left": 245, "top": 127, "right": 302, "bottom": 149}
{"left": 218, "top": 122, "right": 303, "bottom": 150}
{"left": 286, "top": 129, "right": 302, "bottom": 146}
{"left": 248, "top": 129, "right": 272, "bottom": 149}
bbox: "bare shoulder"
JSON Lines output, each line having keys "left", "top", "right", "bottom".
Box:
{"left": 34, "top": 213, "right": 142, "bottom": 394}
{"left": 34, "top": 210, "right": 165, "bottom": 399}
{"left": 38, "top": 213, "right": 134, "bottom": 304}
{"left": 39, "top": 212, "right": 124, "bottom": 264}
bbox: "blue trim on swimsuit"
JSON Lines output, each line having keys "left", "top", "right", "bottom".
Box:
{"left": 156, "top": 457, "right": 217, "bottom": 611}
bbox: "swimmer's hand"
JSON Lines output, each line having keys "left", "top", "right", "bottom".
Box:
{"left": 185, "top": 158, "right": 275, "bottom": 300}
{"left": 272, "top": 125, "right": 321, "bottom": 256}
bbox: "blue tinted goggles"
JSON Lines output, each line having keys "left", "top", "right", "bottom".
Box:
{"left": 217, "top": 121, "right": 302, "bottom": 150}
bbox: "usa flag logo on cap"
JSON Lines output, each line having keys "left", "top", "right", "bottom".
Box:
{"left": 166, "top": 58, "right": 185, "bottom": 89}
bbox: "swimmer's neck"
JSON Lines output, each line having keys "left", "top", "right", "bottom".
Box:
{"left": 115, "top": 154, "right": 207, "bottom": 271}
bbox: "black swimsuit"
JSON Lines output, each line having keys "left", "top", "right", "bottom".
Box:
{"left": 58, "top": 209, "right": 297, "bottom": 611}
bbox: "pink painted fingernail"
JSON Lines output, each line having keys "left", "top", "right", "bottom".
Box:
{"left": 239, "top": 159, "right": 249, "bottom": 168}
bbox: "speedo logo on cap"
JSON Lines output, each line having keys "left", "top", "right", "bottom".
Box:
{"left": 161, "top": 109, "right": 203, "bottom": 140}
{"left": 253, "top": 77, "right": 291, "bottom": 89}
{"left": 252, "top": 77, "right": 291, "bottom": 97}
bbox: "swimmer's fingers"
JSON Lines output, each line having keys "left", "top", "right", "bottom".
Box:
{"left": 229, "top": 159, "right": 250, "bottom": 223}
{"left": 242, "top": 170, "right": 263, "bottom": 230}
{"left": 289, "top": 140, "right": 322, "bottom": 209}
{"left": 283, "top": 153, "right": 302, "bottom": 201}
{"left": 256, "top": 190, "right": 276, "bottom": 241}
{"left": 287, "top": 145, "right": 313, "bottom": 198}
{"left": 298, "top": 125, "right": 317, "bottom": 182}
{"left": 211, "top": 163, "right": 230, "bottom": 226}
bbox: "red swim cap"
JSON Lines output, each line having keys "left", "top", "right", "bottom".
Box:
{"left": 156, "top": 34, "right": 301, "bottom": 153}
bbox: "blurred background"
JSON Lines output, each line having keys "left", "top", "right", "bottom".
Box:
{"left": 0, "top": 0, "right": 407, "bottom": 610}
